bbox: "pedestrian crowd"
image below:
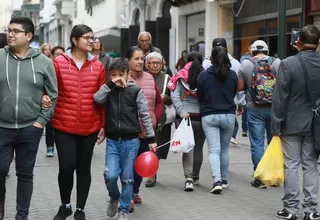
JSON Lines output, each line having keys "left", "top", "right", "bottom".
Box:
{"left": 1, "top": 16, "right": 320, "bottom": 220}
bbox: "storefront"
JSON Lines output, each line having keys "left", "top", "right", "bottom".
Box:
{"left": 306, "top": 0, "right": 320, "bottom": 29}
{"left": 233, "top": 0, "right": 302, "bottom": 60}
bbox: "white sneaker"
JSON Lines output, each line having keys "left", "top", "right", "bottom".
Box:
{"left": 184, "top": 178, "right": 194, "bottom": 192}
{"left": 230, "top": 138, "right": 238, "bottom": 145}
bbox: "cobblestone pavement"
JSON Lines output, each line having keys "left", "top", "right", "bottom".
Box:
{"left": 3, "top": 120, "right": 310, "bottom": 220}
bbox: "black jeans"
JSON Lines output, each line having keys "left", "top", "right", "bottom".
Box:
{"left": 45, "top": 121, "right": 54, "bottom": 148}
{"left": 0, "top": 125, "right": 43, "bottom": 220}
{"left": 54, "top": 129, "right": 97, "bottom": 209}
{"left": 133, "top": 138, "right": 149, "bottom": 194}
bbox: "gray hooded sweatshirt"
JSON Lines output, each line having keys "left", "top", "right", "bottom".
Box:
{"left": 0, "top": 46, "right": 58, "bottom": 129}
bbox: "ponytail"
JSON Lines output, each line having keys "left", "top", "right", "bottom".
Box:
{"left": 211, "top": 46, "right": 231, "bottom": 81}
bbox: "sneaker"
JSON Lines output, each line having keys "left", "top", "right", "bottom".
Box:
{"left": 242, "top": 131, "right": 248, "bottom": 137}
{"left": 46, "top": 147, "right": 54, "bottom": 157}
{"left": 304, "top": 212, "right": 320, "bottom": 220}
{"left": 193, "top": 176, "right": 200, "bottom": 185}
{"left": 118, "top": 211, "right": 128, "bottom": 220}
{"left": 107, "top": 199, "right": 119, "bottom": 217}
{"left": 250, "top": 179, "right": 267, "bottom": 189}
{"left": 221, "top": 179, "right": 229, "bottom": 189}
{"left": 210, "top": 181, "right": 223, "bottom": 194}
{"left": 276, "top": 209, "right": 297, "bottom": 220}
{"left": 133, "top": 194, "right": 142, "bottom": 204}
{"left": 230, "top": 138, "right": 238, "bottom": 145}
{"left": 184, "top": 178, "right": 194, "bottom": 192}
{"left": 53, "top": 204, "right": 73, "bottom": 220}
{"left": 74, "top": 209, "right": 86, "bottom": 220}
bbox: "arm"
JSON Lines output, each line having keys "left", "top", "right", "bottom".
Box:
{"left": 136, "top": 90, "right": 156, "bottom": 144}
{"left": 93, "top": 81, "right": 115, "bottom": 105}
{"left": 36, "top": 61, "right": 58, "bottom": 126}
{"left": 154, "top": 81, "right": 164, "bottom": 123}
{"left": 271, "top": 61, "right": 291, "bottom": 135}
{"left": 98, "top": 65, "right": 107, "bottom": 128}
{"left": 171, "top": 81, "right": 187, "bottom": 117}
{"left": 237, "top": 62, "right": 246, "bottom": 91}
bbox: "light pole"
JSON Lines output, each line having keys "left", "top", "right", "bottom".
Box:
{"left": 278, "top": 0, "right": 286, "bottom": 59}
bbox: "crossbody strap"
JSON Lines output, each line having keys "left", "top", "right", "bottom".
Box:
{"left": 297, "top": 54, "right": 319, "bottom": 116}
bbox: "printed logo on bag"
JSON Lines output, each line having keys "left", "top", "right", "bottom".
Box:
{"left": 172, "top": 140, "right": 181, "bottom": 147}
{"left": 250, "top": 57, "right": 276, "bottom": 105}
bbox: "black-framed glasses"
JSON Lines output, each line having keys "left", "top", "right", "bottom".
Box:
{"left": 148, "top": 61, "right": 163, "bottom": 66}
{"left": 80, "top": 35, "right": 94, "bottom": 41}
{"left": 5, "top": 29, "right": 26, "bottom": 35}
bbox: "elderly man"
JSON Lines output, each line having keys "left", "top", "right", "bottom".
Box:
{"left": 134, "top": 31, "right": 161, "bottom": 57}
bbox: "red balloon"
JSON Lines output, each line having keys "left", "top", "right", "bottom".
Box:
{"left": 135, "top": 151, "right": 159, "bottom": 178}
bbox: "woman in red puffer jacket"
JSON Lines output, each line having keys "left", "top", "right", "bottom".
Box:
{"left": 51, "top": 24, "right": 106, "bottom": 220}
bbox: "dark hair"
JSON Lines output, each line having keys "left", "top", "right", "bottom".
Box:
{"left": 51, "top": 46, "right": 65, "bottom": 55}
{"left": 70, "top": 24, "right": 93, "bottom": 50}
{"left": 109, "top": 57, "right": 129, "bottom": 72}
{"left": 9, "top": 16, "right": 34, "bottom": 40}
{"left": 252, "top": 51, "right": 268, "bottom": 56}
{"left": 249, "top": 40, "right": 256, "bottom": 46}
{"left": 94, "top": 37, "right": 104, "bottom": 52}
{"left": 0, "top": 33, "right": 7, "bottom": 48}
{"left": 211, "top": 46, "right": 231, "bottom": 81}
{"left": 181, "top": 50, "right": 187, "bottom": 56}
{"left": 187, "top": 51, "right": 203, "bottom": 90}
{"left": 299, "top": 25, "right": 320, "bottom": 45}
{"left": 125, "top": 47, "right": 143, "bottom": 60}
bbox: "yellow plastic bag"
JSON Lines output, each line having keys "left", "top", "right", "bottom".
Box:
{"left": 254, "top": 136, "right": 284, "bottom": 186}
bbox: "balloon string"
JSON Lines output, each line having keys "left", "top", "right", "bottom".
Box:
{"left": 156, "top": 140, "right": 172, "bottom": 149}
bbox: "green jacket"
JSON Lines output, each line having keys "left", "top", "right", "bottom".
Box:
{"left": 0, "top": 46, "right": 58, "bottom": 129}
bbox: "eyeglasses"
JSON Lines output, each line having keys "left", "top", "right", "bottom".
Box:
{"left": 5, "top": 28, "right": 26, "bottom": 35}
{"left": 148, "top": 61, "right": 163, "bottom": 66}
{"left": 80, "top": 35, "right": 94, "bottom": 41}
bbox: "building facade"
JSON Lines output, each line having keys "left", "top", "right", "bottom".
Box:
{"left": 0, "top": 0, "right": 14, "bottom": 33}
{"left": 72, "top": 0, "right": 124, "bottom": 53}
{"left": 305, "top": 0, "right": 320, "bottom": 29}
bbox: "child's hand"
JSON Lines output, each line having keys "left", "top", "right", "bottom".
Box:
{"left": 112, "top": 77, "right": 127, "bottom": 88}
{"left": 149, "top": 143, "right": 157, "bottom": 152}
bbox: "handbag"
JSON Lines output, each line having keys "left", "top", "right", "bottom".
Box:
{"left": 297, "top": 54, "right": 320, "bottom": 154}
{"left": 162, "top": 74, "right": 176, "bottom": 124}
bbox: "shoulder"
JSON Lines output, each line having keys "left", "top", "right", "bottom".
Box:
{"left": 152, "top": 46, "right": 161, "bottom": 53}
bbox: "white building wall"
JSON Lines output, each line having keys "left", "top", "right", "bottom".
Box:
{"left": 0, "top": 0, "right": 14, "bottom": 32}
{"left": 170, "top": 1, "right": 219, "bottom": 71}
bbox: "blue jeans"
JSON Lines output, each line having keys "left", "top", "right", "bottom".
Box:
{"left": 104, "top": 138, "right": 139, "bottom": 213}
{"left": 247, "top": 107, "right": 272, "bottom": 171}
{"left": 0, "top": 125, "right": 43, "bottom": 220}
{"left": 242, "top": 106, "right": 248, "bottom": 132}
{"left": 202, "top": 114, "right": 235, "bottom": 183}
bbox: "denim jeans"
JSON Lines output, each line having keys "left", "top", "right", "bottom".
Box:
{"left": 247, "top": 107, "right": 272, "bottom": 171}
{"left": 202, "top": 114, "right": 235, "bottom": 183}
{"left": 232, "top": 117, "right": 239, "bottom": 139}
{"left": 242, "top": 106, "right": 248, "bottom": 132}
{"left": 0, "top": 125, "right": 43, "bottom": 220}
{"left": 104, "top": 138, "right": 139, "bottom": 213}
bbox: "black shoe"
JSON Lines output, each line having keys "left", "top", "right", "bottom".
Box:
{"left": 74, "top": 209, "right": 86, "bottom": 220}
{"left": 221, "top": 179, "right": 229, "bottom": 189}
{"left": 53, "top": 205, "right": 73, "bottom": 220}
{"left": 276, "top": 209, "right": 297, "bottom": 220}
{"left": 242, "top": 131, "right": 248, "bottom": 137}
{"left": 145, "top": 175, "right": 157, "bottom": 188}
{"left": 193, "top": 176, "right": 199, "bottom": 185}
{"left": 250, "top": 179, "right": 267, "bottom": 189}
{"left": 184, "top": 178, "right": 194, "bottom": 192}
{"left": 304, "top": 212, "right": 320, "bottom": 220}
{"left": 210, "top": 181, "right": 223, "bottom": 194}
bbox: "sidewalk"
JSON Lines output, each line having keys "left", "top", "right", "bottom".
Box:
{"left": 4, "top": 130, "right": 288, "bottom": 220}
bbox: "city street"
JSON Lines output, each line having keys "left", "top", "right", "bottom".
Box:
{"left": 4, "top": 126, "right": 297, "bottom": 220}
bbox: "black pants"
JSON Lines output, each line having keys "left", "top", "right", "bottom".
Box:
{"left": 0, "top": 126, "right": 43, "bottom": 220}
{"left": 45, "top": 121, "right": 54, "bottom": 148}
{"left": 133, "top": 138, "right": 149, "bottom": 194}
{"left": 54, "top": 129, "right": 98, "bottom": 209}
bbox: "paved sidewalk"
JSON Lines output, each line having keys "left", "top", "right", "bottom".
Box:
{"left": 3, "top": 121, "right": 307, "bottom": 220}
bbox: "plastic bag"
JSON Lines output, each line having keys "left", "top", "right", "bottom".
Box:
{"left": 170, "top": 118, "right": 195, "bottom": 154}
{"left": 254, "top": 136, "right": 284, "bottom": 186}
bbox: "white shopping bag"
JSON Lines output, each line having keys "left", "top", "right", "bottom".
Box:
{"left": 170, "top": 118, "right": 195, "bottom": 154}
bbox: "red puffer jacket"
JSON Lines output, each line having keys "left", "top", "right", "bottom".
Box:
{"left": 52, "top": 51, "right": 106, "bottom": 136}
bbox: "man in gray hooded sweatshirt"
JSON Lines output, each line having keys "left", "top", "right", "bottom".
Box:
{"left": 0, "top": 17, "right": 58, "bottom": 220}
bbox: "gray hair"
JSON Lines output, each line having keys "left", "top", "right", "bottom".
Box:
{"left": 138, "top": 31, "right": 152, "bottom": 42}
{"left": 145, "top": 52, "right": 163, "bottom": 63}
